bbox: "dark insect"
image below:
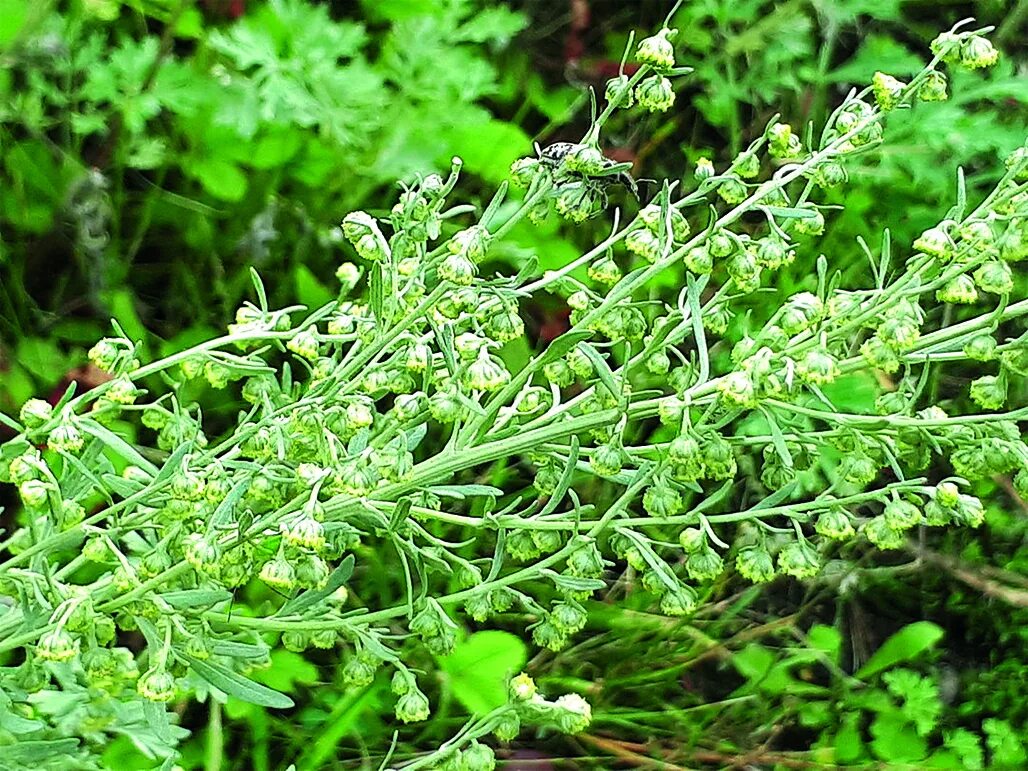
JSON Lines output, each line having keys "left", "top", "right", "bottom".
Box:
{"left": 537, "top": 142, "right": 642, "bottom": 200}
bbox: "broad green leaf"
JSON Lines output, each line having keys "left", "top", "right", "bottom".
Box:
{"left": 807, "top": 624, "right": 842, "bottom": 663}
{"left": 444, "top": 119, "right": 531, "bottom": 184}
{"left": 834, "top": 712, "right": 867, "bottom": 764}
{"left": 731, "top": 643, "right": 775, "bottom": 682}
{"left": 821, "top": 372, "right": 878, "bottom": 414}
{"left": 440, "top": 631, "right": 527, "bottom": 716}
{"left": 855, "top": 621, "right": 944, "bottom": 679}
{"left": 185, "top": 655, "right": 295, "bottom": 709}
{"left": 870, "top": 710, "right": 927, "bottom": 762}
{"left": 189, "top": 157, "right": 248, "bottom": 202}
{"left": 0, "top": 0, "right": 28, "bottom": 47}
{"left": 252, "top": 649, "right": 319, "bottom": 693}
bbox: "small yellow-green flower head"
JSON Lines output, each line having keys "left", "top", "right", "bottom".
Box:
{"left": 395, "top": 689, "right": 431, "bottom": 723}
{"left": 635, "top": 75, "right": 675, "bottom": 112}
{"left": 871, "top": 71, "right": 906, "bottom": 111}
{"left": 553, "top": 693, "right": 593, "bottom": 734}
{"left": 777, "top": 539, "right": 820, "bottom": 579}
{"left": 936, "top": 274, "right": 978, "bottom": 305}
{"left": 918, "top": 70, "right": 948, "bottom": 102}
{"left": 604, "top": 74, "right": 634, "bottom": 108}
{"left": 636, "top": 28, "right": 677, "bottom": 71}
{"left": 959, "top": 36, "right": 999, "bottom": 70}
{"left": 694, "top": 157, "right": 715, "bottom": 181}
{"left": 259, "top": 557, "right": 296, "bottom": 591}
{"left": 48, "top": 423, "right": 84, "bottom": 454}
{"left": 509, "top": 672, "right": 538, "bottom": 701}
{"left": 36, "top": 629, "right": 78, "bottom": 662}
{"left": 19, "top": 398, "right": 53, "bottom": 428}
{"left": 138, "top": 666, "right": 177, "bottom": 702}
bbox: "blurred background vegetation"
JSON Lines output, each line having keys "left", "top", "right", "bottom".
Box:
{"left": 0, "top": 0, "right": 1026, "bottom": 768}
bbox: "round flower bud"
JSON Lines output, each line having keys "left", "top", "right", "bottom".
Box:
{"left": 463, "top": 742, "right": 496, "bottom": 771}
{"left": 282, "top": 515, "right": 326, "bottom": 551}
{"left": 286, "top": 327, "right": 321, "bottom": 361}
{"left": 683, "top": 244, "right": 713, "bottom": 274}
{"left": 543, "top": 359, "right": 576, "bottom": 388}
{"left": 509, "top": 672, "right": 538, "bottom": 701}
{"left": 138, "top": 666, "right": 177, "bottom": 702}
{"left": 815, "top": 508, "right": 855, "bottom": 540}
{"left": 883, "top": 498, "right": 922, "bottom": 531}
{"left": 183, "top": 534, "right": 220, "bottom": 572}
{"left": 625, "top": 227, "right": 662, "bottom": 262}
{"left": 635, "top": 75, "right": 676, "bottom": 112}
{"left": 465, "top": 348, "right": 510, "bottom": 391}
{"left": 860, "top": 336, "right": 900, "bottom": 373}
{"left": 694, "top": 157, "right": 715, "bottom": 181}
{"left": 588, "top": 254, "right": 621, "bottom": 285}
{"left": 639, "top": 203, "right": 691, "bottom": 242}
{"left": 643, "top": 477, "right": 681, "bottom": 517}
{"left": 792, "top": 208, "right": 825, "bottom": 237}
{"left": 779, "top": 292, "right": 824, "bottom": 335}
{"left": 566, "top": 540, "right": 605, "bottom": 578}
{"left": 969, "top": 374, "right": 1006, "bottom": 410}
{"left": 768, "top": 123, "right": 803, "bottom": 159}
{"left": 564, "top": 145, "right": 607, "bottom": 176}
{"left": 555, "top": 181, "right": 604, "bottom": 222}
{"left": 913, "top": 226, "right": 954, "bottom": 260}
{"left": 716, "top": 174, "right": 748, "bottom": 204}
{"left": 644, "top": 349, "right": 671, "bottom": 376}
{"left": 395, "top": 688, "right": 431, "bottom": 723}
{"left": 755, "top": 237, "right": 794, "bottom": 270}
{"left": 448, "top": 226, "right": 490, "bottom": 261}
{"left": 341, "top": 656, "right": 378, "bottom": 688}
{"left": 439, "top": 252, "right": 477, "bottom": 285}
{"left": 777, "top": 539, "right": 820, "bottom": 579}
{"left": 37, "top": 629, "right": 78, "bottom": 662}
{"left": 589, "top": 442, "right": 625, "bottom": 477}
{"left": 917, "top": 70, "right": 948, "bottom": 102}
{"left": 605, "top": 74, "right": 634, "bottom": 108}
{"left": 88, "top": 338, "right": 121, "bottom": 372}
{"left": 953, "top": 494, "right": 985, "bottom": 528}
{"left": 717, "top": 370, "right": 758, "bottom": 408}
{"left": 550, "top": 601, "right": 588, "bottom": 635}
{"left": 510, "top": 156, "right": 543, "bottom": 188}
{"left": 259, "top": 557, "right": 296, "bottom": 591}
{"left": 963, "top": 334, "right": 997, "bottom": 361}
{"left": 959, "top": 36, "right": 999, "bottom": 69}
{"left": 841, "top": 453, "right": 878, "bottom": 486}
{"left": 686, "top": 545, "right": 724, "bottom": 581}
{"left": 736, "top": 545, "right": 776, "bottom": 584}
{"left": 553, "top": 693, "right": 593, "bottom": 734}
{"left": 530, "top": 620, "right": 571, "bottom": 657}
{"left": 657, "top": 584, "right": 696, "bottom": 616}
{"left": 814, "top": 161, "right": 848, "bottom": 189}
{"left": 494, "top": 711, "right": 522, "bottom": 742}
{"left": 973, "top": 261, "right": 1013, "bottom": 295}
{"left": 731, "top": 150, "right": 760, "bottom": 179}
{"left": 871, "top": 71, "right": 906, "bottom": 111}
{"left": 863, "top": 517, "right": 905, "bottom": 550}
{"left": 19, "top": 479, "right": 50, "bottom": 508}
{"left": 19, "top": 398, "right": 53, "bottom": 428}
{"left": 797, "top": 348, "right": 839, "bottom": 385}
{"left": 636, "top": 28, "right": 676, "bottom": 70}
{"left": 393, "top": 392, "right": 425, "bottom": 422}
{"left": 47, "top": 423, "right": 83, "bottom": 452}
{"left": 937, "top": 274, "right": 978, "bottom": 304}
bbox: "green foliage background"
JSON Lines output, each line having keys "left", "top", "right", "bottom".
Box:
{"left": 0, "top": 0, "right": 1026, "bottom": 768}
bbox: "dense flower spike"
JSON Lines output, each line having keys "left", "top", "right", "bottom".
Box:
{"left": 0, "top": 18, "right": 1024, "bottom": 771}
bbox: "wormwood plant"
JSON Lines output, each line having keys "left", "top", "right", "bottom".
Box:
{"left": 1, "top": 16, "right": 1027, "bottom": 770}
